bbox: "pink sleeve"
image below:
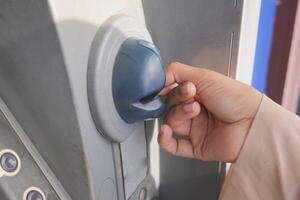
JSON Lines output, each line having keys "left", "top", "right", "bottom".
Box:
{"left": 219, "top": 95, "right": 300, "bottom": 200}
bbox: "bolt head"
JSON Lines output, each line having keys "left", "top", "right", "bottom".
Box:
{"left": 26, "top": 190, "right": 44, "bottom": 200}
{"left": 0, "top": 152, "right": 18, "bottom": 173}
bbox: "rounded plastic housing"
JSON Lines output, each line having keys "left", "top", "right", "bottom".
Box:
{"left": 112, "top": 38, "right": 166, "bottom": 123}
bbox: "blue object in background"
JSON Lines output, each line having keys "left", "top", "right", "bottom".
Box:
{"left": 252, "top": 0, "right": 278, "bottom": 92}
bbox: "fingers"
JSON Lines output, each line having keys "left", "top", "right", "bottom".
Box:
{"left": 167, "top": 81, "right": 196, "bottom": 108}
{"left": 165, "top": 62, "right": 205, "bottom": 85}
{"left": 158, "top": 124, "right": 195, "bottom": 158}
{"left": 164, "top": 101, "right": 200, "bottom": 133}
{"left": 158, "top": 83, "right": 178, "bottom": 96}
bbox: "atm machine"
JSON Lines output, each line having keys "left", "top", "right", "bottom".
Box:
{"left": 0, "top": 0, "right": 260, "bottom": 199}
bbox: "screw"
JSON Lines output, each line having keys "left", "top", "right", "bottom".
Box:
{"left": 0, "top": 152, "right": 18, "bottom": 173}
{"left": 26, "top": 189, "right": 44, "bottom": 200}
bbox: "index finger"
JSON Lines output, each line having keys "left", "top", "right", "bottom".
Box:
{"left": 165, "top": 62, "right": 205, "bottom": 86}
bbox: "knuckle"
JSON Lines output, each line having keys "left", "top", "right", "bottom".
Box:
{"left": 173, "top": 86, "right": 184, "bottom": 99}
{"left": 167, "top": 61, "right": 179, "bottom": 68}
{"left": 167, "top": 88, "right": 177, "bottom": 99}
{"left": 162, "top": 142, "right": 174, "bottom": 154}
{"left": 158, "top": 136, "right": 168, "bottom": 148}
{"left": 166, "top": 62, "right": 180, "bottom": 72}
{"left": 167, "top": 84, "right": 186, "bottom": 103}
{"left": 194, "top": 147, "right": 206, "bottom": 161}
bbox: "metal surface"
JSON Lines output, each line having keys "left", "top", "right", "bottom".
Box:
{"left": 142, "top": 0, "right": 243, "bottom": 199}
{"left": 0, "top": 101, "right": 59, "bottom": 200}
{"left": 87, "top": 15, "right": 158, "bottom": 198}
{"left": 142, "top": 0, "right": 242, "bottom": 77}
{"left": 0, "top": 150, "right": 20, "bottom": 176}
{"left": 0, "top": 0, "right": 244, "bottom": 199}
{"left": 0, "top": 1, "right": 156, "bottom": 200}
{"left": 0, "top": 1, "right": 116, "bottom": 199}
{"left": 23, "top": 187, "right": 46, "bottom": 200}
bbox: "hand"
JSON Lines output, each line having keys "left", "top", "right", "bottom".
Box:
{"left": 158, "top": 62, "right": 262, "bottom": 162}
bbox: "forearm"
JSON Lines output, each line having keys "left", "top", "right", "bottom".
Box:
{"left": 220, "top": 95, "right": 300, "bottom": 200}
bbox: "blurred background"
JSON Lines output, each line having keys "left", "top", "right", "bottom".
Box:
{"left": 251, "top": 0, "right": 300, "bottom": 116}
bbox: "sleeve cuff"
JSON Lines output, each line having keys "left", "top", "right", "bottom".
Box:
{"left": 220, "top": 95, "right": 300, "bottom": 200}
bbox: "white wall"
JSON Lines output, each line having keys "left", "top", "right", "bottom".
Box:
{"left": 236, "top": 0, "right": 262, "bottom": 84}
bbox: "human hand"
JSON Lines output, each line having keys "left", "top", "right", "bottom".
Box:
{"left": 158, "top": 62, "right": 262, "bottom": 163}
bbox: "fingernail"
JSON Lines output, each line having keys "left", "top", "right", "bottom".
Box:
{"left": 160, "top": 124, "right": 167, "bottom": 134}
{"left": 159, "top": 124, "right": 167, "bottom": 138}
{"left": 183, "top": 102, "right": 196, "bottom": 112}
{"left": 180, "top": 83, "right": 191, "bottom": 95}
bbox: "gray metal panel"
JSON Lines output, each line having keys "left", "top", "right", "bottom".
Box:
{"left": 0, "top": 1, "right": 118, "bottom": 199}
{"left": 0, "top": 109, "right": 59, "bottom": 200}
{"left": 0, "top": 0, "right": 244, "bottom": 199}
{"left": 120, "top": 125, "right": 148, "bottom": 198}
{"left": 142, "top": 0, "right": 242, "bottom": 76}
{"left": 142, "top": 0, "right": 243, "bottom": 199}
